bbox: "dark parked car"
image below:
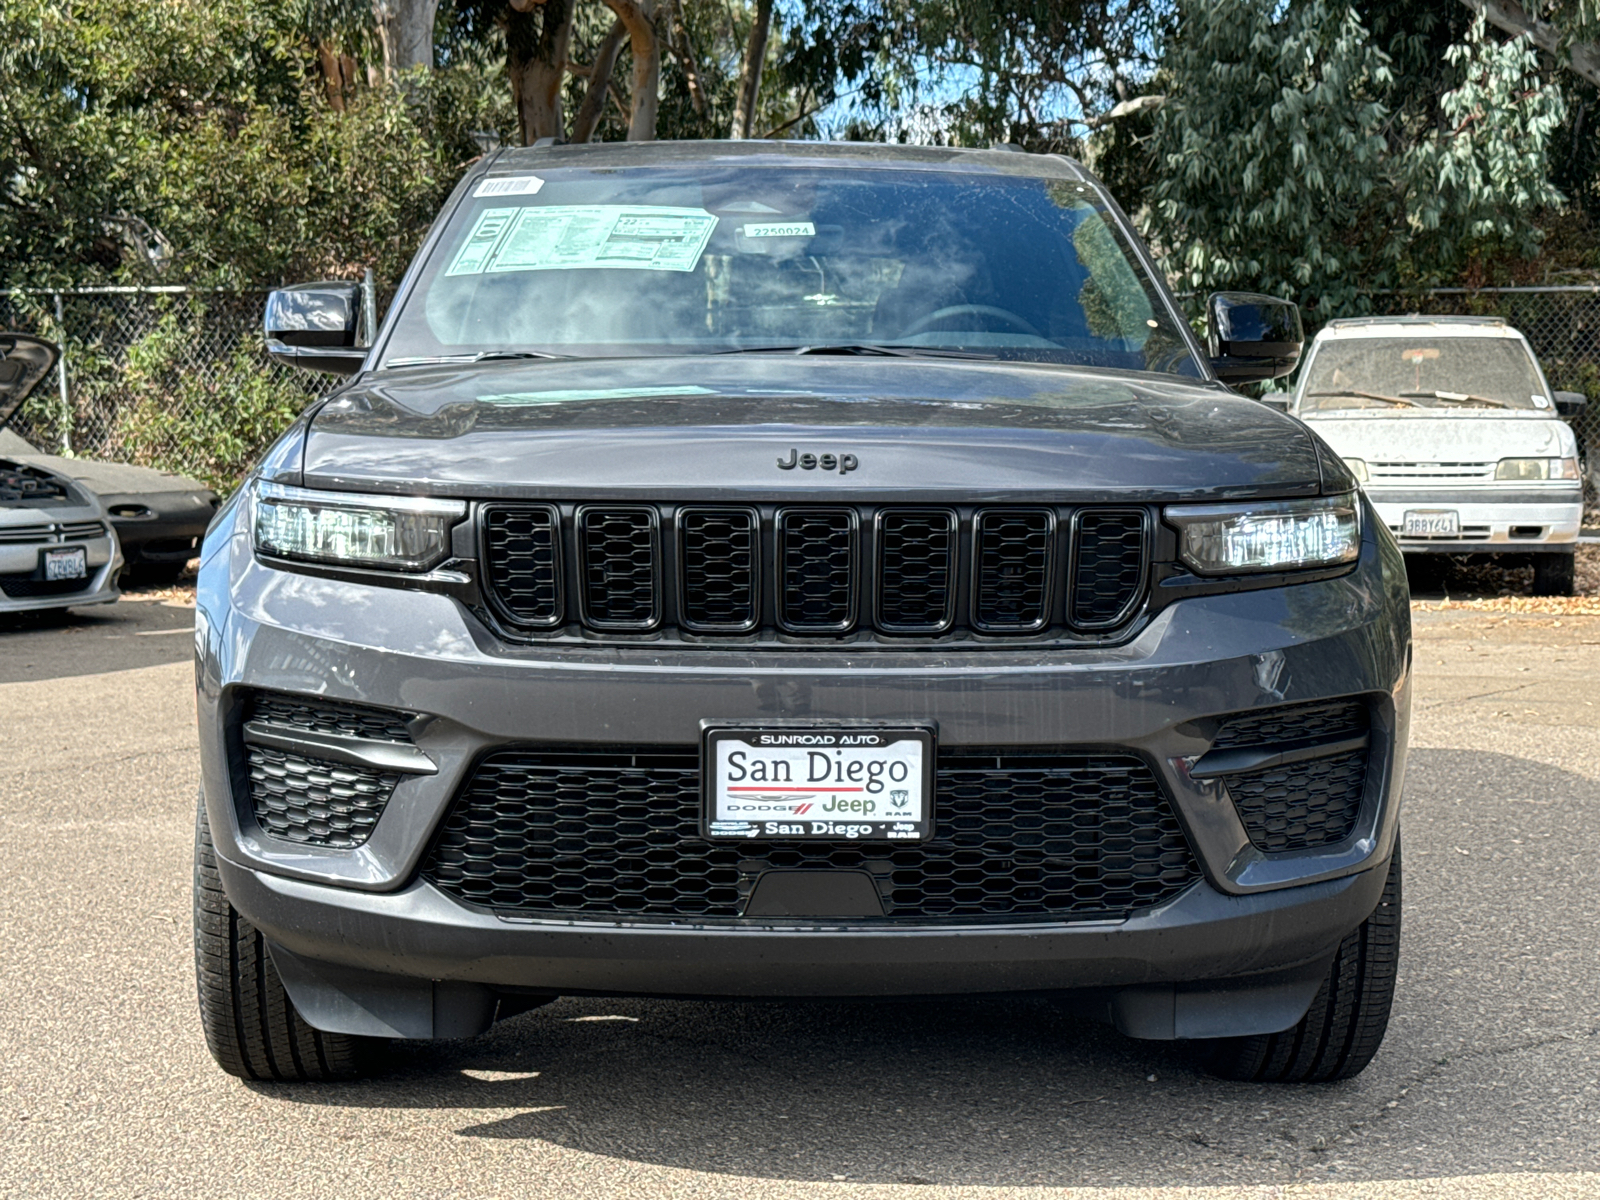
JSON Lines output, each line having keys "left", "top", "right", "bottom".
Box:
{"left": 194, "top": 141, "right": 1410, "bottom": 1085}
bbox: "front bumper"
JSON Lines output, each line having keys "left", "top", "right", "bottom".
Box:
{"left": 1366, "top": 486, "right": 1582, "bottom": 553}
{"left": 195, "top": 498, "right": 1411, "bottom": 1034}
{"left": 0, "top": 532, "right": 121, "bottom": 612}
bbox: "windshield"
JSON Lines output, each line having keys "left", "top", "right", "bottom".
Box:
{"left": 378, "top": 165, "right": 1200, "bottom": 375}
{"left": 1299, "top": 336, "right": 1548, "bottom": 412}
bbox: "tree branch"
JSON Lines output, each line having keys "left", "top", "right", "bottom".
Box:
{"left": 571, "top": 18, "right": 628, "bottom": 142}
{"left": 600, "top": 0, "right": 659, "bottom": 141}
{"left": 730, "top": 0, "right": 774, "bottom": 139}
{"left": 1458, "top": 0, "right": 1600, "bottom": 90}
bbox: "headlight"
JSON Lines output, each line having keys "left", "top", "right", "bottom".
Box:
{"left": 1343, "top": 457, "right": 1370, "bottom": 483}
{"left": 1165, "top": 494, "right": 1360, "bottom": 575}
{"left": 1494, "top": 457, "right": 1581, "bottom": 481}
{"left": 253, "top": 481, "right": 466, "bottom": 571}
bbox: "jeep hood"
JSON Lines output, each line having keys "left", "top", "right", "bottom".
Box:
{"left": 300, "top": 357, "right": 1330, "bottom": 502}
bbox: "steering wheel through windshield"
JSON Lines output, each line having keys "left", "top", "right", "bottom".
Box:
{"left": 899, "top": 304, "right": 1042, "bottom": 340}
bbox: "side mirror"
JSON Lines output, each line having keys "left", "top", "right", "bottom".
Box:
{"left": 0, "top": 333, "right": 61, "bottom": 430}
{"left": 1258, "top": 391, "right": 1292, "bottom": 412}
{"left": 1207, "top": 292, "right": 1303, "bottom": 384}
{"left": 265, "top": 282, "right": 367, "bottom": 375}
{"left": 1553, "top": 390, "right": 1587, "bottom": 417}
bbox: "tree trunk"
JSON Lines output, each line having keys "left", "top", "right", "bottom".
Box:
{"left": 372, "top": 0, "right": 439, "bottom": 74}
{"left": 316, "top": 42, "right": 359, "bottom": 111}
{"left": 729, "top": 0, "right": 774, "bottom": 139}
{"left": 1459, "top": 0, "right": 1600, "bottom": 90}
{"left": 661, "top": 0, "right": 707, "bottom": 115}
{"left": 601, "top": 0, "right": 659, "bottom": 141}
{"left": 507, "top": 0, "right": 576, "bottom": 144}
{"left": 571, "top": 18, "right": 629, "bottom": 142}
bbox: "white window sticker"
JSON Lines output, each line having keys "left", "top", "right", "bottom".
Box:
{"left": 474, "top": 175, "right": 545, "bottom": 198}
{"left": 447, "top": 208, "right": 519, "bottom": 276}
{"left": 1533, "top": 394, "right": 1550, "bottom": 408}
{"left": 480, "top": 206, "right": 719, "bottom": 274}
{"left": 741, "top": 221, "right": 816, "bottom": 238}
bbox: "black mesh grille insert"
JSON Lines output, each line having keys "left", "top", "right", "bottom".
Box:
{"left": 421, "top": 748, "right": 1200, "bottom": 921}
{"left": 482, "top": 505, "right": 561, "bottom": 627}
{"left": 0, "top": 575, "right": 93, "bottom": 598}
{"left": 1212, "top": 699, "right": 1368, "bottom": 750}
{"left": 246, "top": 745, "right": 399, "bottom": 849}
{"left": 778, "top": 509, "right": 855, "bottom": 631}
{"left": 244, "top": 689, "right": 413, "bottom": 742}
{"left": 877, "top": 509, "right": 955, "bottom": 632}
{"left": 1223, "top": 750, "right": 1367, "bottom": 853}
{"left": 1071, "top": 509, "right": 1146, "bottom": 627}
{"left": 578, "top": 507, "right": 659, "bottom": 629}
{"left": 972, "top": 509, "right": 1052, "bottom": 630}
{"left": 679, "top": 508, "right": 758, "bottom": 631}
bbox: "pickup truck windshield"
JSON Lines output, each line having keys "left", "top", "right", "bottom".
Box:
{"left": 378, "top": 165, "right": 1200, "bottom": 375}
{"left": 1300, "top": 336, "right": 1548, "bottom": 411}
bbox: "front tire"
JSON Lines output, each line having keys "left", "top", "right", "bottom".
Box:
{"left": 193, "top": 799, "right": 383, "bottom": 1080}
{"left": 1198, "top": 838, "right": 1401, "bottom": 1083}
{"left": 1532, "top": 553, "right": 1576, "bottom": 597}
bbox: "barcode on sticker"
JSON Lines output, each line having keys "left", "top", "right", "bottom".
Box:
{"left": 742, "top": 221, "right": 815, "bottom": 238}
{"left": 475, "top": 176, "right": 545, "bottom": 198}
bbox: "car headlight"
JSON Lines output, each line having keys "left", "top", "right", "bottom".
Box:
{"left": 1343, "top": 457, "right": 1369, "bottom": 483}
{"left": 253, "top": 481, "right": 466, "bottom": 571}
{"left": 1164, "top": 494, "right": 1361, "bottom": 575}
{"left": 1494, "top": 457, "right": 1580, "bottom": 481}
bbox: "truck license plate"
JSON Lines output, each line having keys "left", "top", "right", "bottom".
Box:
{"left": 43, "top": 546, "right": 87, "bottom": 580}
{"left": 1402, "top": 510, "right": 1460, "bottom": 537}
{"left": 703, "top": 725, "right": 934, "bottom": 842}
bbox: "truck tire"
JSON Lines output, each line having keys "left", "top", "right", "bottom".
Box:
{"left": 1532, "top": 553, "right": 1576, "bottom": 597}
{"left": 1198, "top": 838, "right": 1401, "bottom": 1083}
{"left": 194, "top": 799, "right": 383, "bottom": 1080}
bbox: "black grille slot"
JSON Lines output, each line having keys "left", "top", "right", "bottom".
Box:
{"left": 877, "top": 509, "right": 955, "bottom": 632}
{"left": 578, "top": 507, "right": 660, "bottom": 629}
{"left": 421, "top": 748, "right": 1200, "bottom": 921}
{"left": 679, "top": 507, "right": 758, "bottom": 631}
{"left": 778, "top": 508, "right": 856, "bottom": 631}
{"left": 1223, "top": 751, "right": 1367, "bottom": 853}
{"left": 1071, "top": 509, "right": 1146, "bottom": 627}
{"left": 246, "top": 745, "right": 399, "bottom": 849}
{"left": 972, "top": 508, "right": 1053, "bottom": 631}
{"left": 1212, "top": 699, "right": 1368, "bottom": 750}
{"left": 482, "top": 505, "right": 561, "bottom": 627}
{"left": 244, "top": 689, "right": 414, "bottom": 742}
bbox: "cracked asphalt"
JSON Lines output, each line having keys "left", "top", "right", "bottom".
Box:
{"left": 1, "top": 595, "right": 1597, "bottom": 1199}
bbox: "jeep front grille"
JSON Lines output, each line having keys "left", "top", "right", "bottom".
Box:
{"left": 478, "top": 503, "right": 1151, "bottom": 643}
{"left": 421, "top": 747, "right": 1200, "bottom": 922}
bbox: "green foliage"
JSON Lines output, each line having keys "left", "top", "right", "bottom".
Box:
{"left": 1148, "top": 2, "right": 1565, "bottom": 317}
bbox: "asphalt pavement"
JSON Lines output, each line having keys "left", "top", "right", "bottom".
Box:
{"left": 1, "top": 595, "right": 1597, "bottom": 1199}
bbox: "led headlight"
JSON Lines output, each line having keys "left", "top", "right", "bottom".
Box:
{"left": 1343, "top": 457, "right": 1370, "bottom": 483}
{"left": 1495, "top": 457, "right": 1580, "bottom": 481}
{"left": 253, "top": 481, "right": 466, "bottom": 572}
{"left": 1165, "top": 494, "right": 1360, "bottom": 575}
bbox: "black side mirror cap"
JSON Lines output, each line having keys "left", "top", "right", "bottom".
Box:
{"left": 1258, "top": 391, "right": 1292, "bottom": 412}
{"left": 0, "top": 332, "right": 60, "bottom": 429}
{"left": 1207, "top": 292, "right": 1303, "bottom": 384}
{"left": 265, "top": 282, "right": 367, "bottom": 375}
{"left": 1553, "top": 390, "right": 1587, "bottom": 417}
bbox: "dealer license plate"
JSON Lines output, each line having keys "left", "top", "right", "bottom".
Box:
{"left": 703, "top": 725, "right": 934, "bottom": 842}
{"left": 1402, "top": 510, "right": 1460, "bottom": 537}
{"left": 43, "top": 546, "right": 87, "bottom": 581}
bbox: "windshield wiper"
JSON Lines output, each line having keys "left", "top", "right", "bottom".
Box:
{"left": 1401, "top": 390, "right": 1509, "bottom": 409}
{"left": 383, "top": 350, "right": 570, "bottom": 368}
{"left": 715, "top": 343, "right": 998, "bottom": 360}
{"left": 1306, "top": 389, "right": 1422, "bottom": 408}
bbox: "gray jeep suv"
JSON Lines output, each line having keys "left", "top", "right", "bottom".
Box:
{"left": 193, "top": 141, "right": 1409, "bottom": 1084}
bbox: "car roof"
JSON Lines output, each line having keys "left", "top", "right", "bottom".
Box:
{"left": 1313, "top": 315, "right": 1527, "bottom": 341}
{"left": 484, "top": 139, "right": 1091, "bottom": 182}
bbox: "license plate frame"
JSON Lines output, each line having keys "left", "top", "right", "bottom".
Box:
{"left": 43, "top": 546, "right": 87, "bottom": 581}
{"left": 701, "top": 722, "right": 935, "bottom": 843}
{"left": 1402, "top": 509, "right": 1461, "bottom": 538}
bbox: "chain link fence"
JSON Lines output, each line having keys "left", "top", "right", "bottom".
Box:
{"left": 2, "top": 283, "right": 1597, "bottom": 496}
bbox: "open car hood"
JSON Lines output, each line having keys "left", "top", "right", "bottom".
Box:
{"left": 0, "top": 334, "right": 60, "bottom": 433}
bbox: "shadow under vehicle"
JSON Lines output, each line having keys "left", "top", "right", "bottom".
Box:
{"left": 192, "top": 140, "right": 1411, "bottom": 1087}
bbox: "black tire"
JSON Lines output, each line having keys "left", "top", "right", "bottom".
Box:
{"left": 194, "top": 799, "right": 383, "bottom": 1080}
{"left": 1532, "top": 553, "right": 1576, "bottom": 597}
{"left": 1198, "top": 838, "right": 1401, "bottom": 1083}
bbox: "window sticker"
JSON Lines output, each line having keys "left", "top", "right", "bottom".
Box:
{"left": 485, "top": 206, "right": 719, "bottom": 274}
{"left": 447, "top": 207, "right": 519, "bottom": 276}
{"left": 741, "top": 221, "right": 816, "bottom": 238}
{"left": 480, "top": 385, "right": 716, "bottom": 406}
{"left": 474, "top": 175, "right": 545, "bottom": 198}
{"left": 1533, "top": 394, "right": 1550, "bottom": 408}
